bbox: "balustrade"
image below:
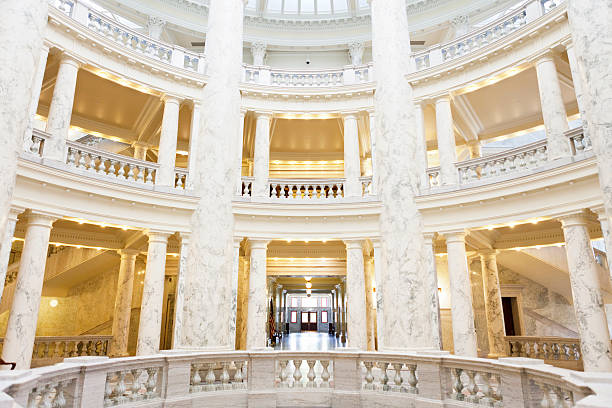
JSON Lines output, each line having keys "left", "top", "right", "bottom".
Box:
{"left": 505, "top": 336, "right": 587, "bottom": 370}
{"left": 241, "top": 177, "right": 253, "bottom": 197}
{"left": 528, "top": 370, "right": 581, "bottom": 408}
{"left": 189, "top": 358, "right": 248, "bottom": 392}
{"left": 27, "top": 378, "right": 77, "bottom": 408}
{"left": 269, "top": 179, "right": 344, "bottom": 200}
{"left": 49, "top": 0, "right": 74, "bottom": 16}
{"left": 243, "top": 64, "right": 373, "bottom": 87}
{"left": 104, "top": 365, "right": 161, "bottom": 405}
{"left": 360, "top": 358, "right": 418, "bottom": 394}
{"left": 567, "top": 127, "right": 591, "bottom": 155}
{"left": 360, "top": 176, "right": 374, "bottom": 197}
{"left": 276, "top": 358, "right": 332, "bottom": 388}
{"left": 174, "top": 168, "right": 188, "bottom": 190}
{"left": 447, "top": 365, "right": 503, "bottom": 406}
{"left": 0, "top": 336, "right": 111, "bottom": 367}
{"left": 25, "top": 129, "right": 50, "bottom": 157}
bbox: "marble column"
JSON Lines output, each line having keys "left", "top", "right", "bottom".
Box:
{"left": 0, "top": 0, "right": 47, "bottom": 248}
{"left": 564, "top": 41, "right": 587, "bottom": 123}
{"left": 334, "top": 286, "right": 340, "bottom": 338}
{"left": 236, "top": 109, "right": 247, "bottom": 195}
{"left": 370, "top": 0, "right": 440, "bottom": 351}
{"left": 110, "top": 249, "right": 139, "bottom": 357}
{"left": 467, "top": 140, "right": 482, "bottom": 159}
{"left": 136, "top": 231, "right": 170, "bottom": 356}
{"left": 23, "top": 44, "right": 50, "bottom": 151}
{"left": 435, "top": 96, "right": 458, "bottom": 185}
{"left": 246, "top": 239, "right": 269, "bottom": 349}
{"left": 343, "top": 113, "right": 362, "bottom": 197}
{"left": 567, "top": 0, "right": 612, "bottom": 216}
{"left": 0, "top": 209, "right": 21, "bottom": 301}
{"left": 274, "top": 285, "right": 282, "bottom": 328}
{"left": 172, "top": 233, "right": 189, "bottom": 349}
{"left": 535, "top": 52, "right": 570, "bottom": 160}
{"left": 592, "top": 207, "right": 612, "bottom": 278}
{"left": 345, "top": 240, "right": 367, "bottom": 350}
{"left": 560, "top": 212, "right": 612, "bottom": 372}
{"left": 186, "top": 102, "right": 201, "bottom": 190}
{"left": 132, "top": 142, "right": 148, "bottom": 161}
{"left": 367, "top": 110, "right": 378, "bottom": 194}
{"left": 371, "top": 240, "right": 386, "bottom": 349}
{"left": 181, "top": 0, "right": 245, "bottom": 351}
{"left": 45, "top": 53, "right": 80, "bottom": 161}
{"left": 156, "top": 96, "right": 180, "bottom": 187}
{"left": 364, "top": 258, "right": 376, "bottom": 351}
{"left": 1, "top": 212, "right": 55, "bottom": 369}
{"left": 444, "top": 231, "right": 478, "bottom": 357}
{"left": 414, "top": 102, "right": 429, "bottom": 189}
{"left": 229, "top": 237, "right": 241, "bottom": 350}
{"left": 252, "top": 112, "right": 272, "bottom": 198}
{"left": 423, "top": 233, "right": 442, "bottom": 349}
{"left": 479, "top": 250, "right": 506, "bottom": 358}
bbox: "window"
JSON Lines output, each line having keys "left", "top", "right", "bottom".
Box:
{"left": 309, "top": 312, "right": 317, "bottom": 323}
{"left": 321, "top": 297, "right": 328, "bottom": 307}
{"left": 290, "top": 311, "right": 297, "bottom": 323}
{"left": 302, "top": 296, "right": 317, "bottom": 308}
{"left": 301, "top": 312, "right": 309, "bottom": 323}
{"left": 291, "top": 297, "right": 299, "bottom": 307}
{"left": 321, "top": 311, "right": 328, "bottom": 323}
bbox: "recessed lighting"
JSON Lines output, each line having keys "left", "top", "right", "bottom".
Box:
{"left": 49, "top": 299, "right": 58, "bottom": 308}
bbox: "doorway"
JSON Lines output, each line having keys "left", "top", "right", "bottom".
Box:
{"left": 301, "top": 311, "right": 318, "bottom": 331}
{"left": 501, "top": 297, "right": 522, "bottom": 336}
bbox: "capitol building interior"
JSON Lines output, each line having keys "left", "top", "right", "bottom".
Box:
{"left": 0, "top": 0, "right": 611, "bottom": 406}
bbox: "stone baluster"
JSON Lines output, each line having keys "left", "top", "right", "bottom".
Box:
{"left": 306, "top": 360, "right": 316, "bottom": 388}
{"left": 278, "top": 360, "right": 289, "bottom": 388}
{"left": 293, "top": 360, "right": 303, "bottom": 388}
{"left": 363, "top": 361, "right": 375, "bottom": 390}
{"left": 391, "top": 363, "right": 404, "bottom": 393}
{"left": 131, "top": 368, "right": 143, "bottom": 400}
{"left": 233, "top": 361, "right": 245, "bottom": 389}
{"left": 190, "top": 364, "right": 202, "bottom": 392}
{"left": 406, "top": 364, "right": 418, "bottom": 394}
{"left": 320, "top": 360, "right": 330, "bottom": 388}
{"left": 378, "top": 361, "right": 390, "bottom": 391}
{"left": 451, "top": 368, "right": 464, "bottom": 400}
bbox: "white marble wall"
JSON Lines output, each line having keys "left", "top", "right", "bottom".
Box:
{"left": 435, "top": 96, "right": 457, "bottom": 186}
{"left": 252, "top": 113, "right": 271, "bottom": 198}
{"left": 480, "top": 251, "right": 506, "bottom": 358}
{"left": 345, "top": 240, "right": 367, "bottom": 350}
{"left": 180, "top": 0, "right": 244, "bottom": 351}
{"left": 560, "top": 213, "right": 612, "bottom": 372}
{"left": 110, "top": 250, "right": 138, "bottom": 357}
{"left": 246, "top": 240, "right": 268, "bottom": 349}
{"left": 444, "top": 231, "right": 478, "bottom": 357}
{"left": 567, "top": 0, "right": 612, "bottom": 217}
{"left": 370, "top": 0, "right": 440, "bottom": 351}
{"left": 343, "top": 114, "right": 361, "bottom": 197}
{"left": 0, "top": 0, "right": 48, "bottom": 253}
{"left": 136, "top": 232, "right": 169, "bottom": 355}
{"left": 535, "top": 53, "right": 570, "bottom": 160}
{"left": 45, "top": 54, "right": 80, "bottom": 162}
{"left": 1, "top": 212, "right": 55, "bottom": 369}
{"left": 156, "top": 96, "right": 180, "bottom": 187}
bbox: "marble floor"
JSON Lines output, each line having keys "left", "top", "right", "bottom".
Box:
{"left": 274, "top": 332, "right": 347, "bottom": 351}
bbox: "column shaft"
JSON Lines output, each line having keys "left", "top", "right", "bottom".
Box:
{"left": 1, "top": 213, "right": 55, "bottom": 369}
{"left": 345, "top": 240, "right": 367, "bottom": 350}
{"left": 535, "top": 54, "right": 570, "bottom": 159}
{"left": 110, "top": 250, "right": 138, "bottom": 357}
{"left": 172, "top": 234, "right": 189, "bottom": 349}
{"left": 423, "top": 234, "right": 442, "bottom": 349}
{"left": 445, "top": 232, "right": 478, "bottom": 357}
{"left": 565, "top": 44, "right": 587, "bottom": 121}
{"left": 435, "top": 96, "right": 457, "bottom": 185}
{"left": 246, "top": 240, "right": 269, "bottom": 349}
{"left": 0, "top": 0, "right": 47, "bottom": 247}
{"left": 23, "top": 44, "right": 50, "bottom": 151}
{"left": 414, "top": 103, "right": 429, "bottom": 189}
{"left": 136, "top": 232, "right": 169, "bottom": 355}
{"left": 132, "top": 143, "right": 148, "bottom": 161}
{"left": 229, "top": 238, "right": 241, "bottom": 349}
{"left": 372, "top": 241, "right": 385, "bottom": 349}
{"left": 45, "top": 54, "right": 80, "bottom": 161}
{"left": 368, "top": 111, "right": 378, "bottom": 193}
{"left": 343, "top": 114, "right": 361, "bottom": 197}
{"left": 252, "top": 113, "right": 271, "bottom": 198}
{"left": 186, "top": 102, "right": 201, "bottom": 189}
{"left": 236, "top": 109, "right": 246, "bottom": 194}
{"left": 0, "top": 210, "right": 20, "bottom": 301}
{"left": 480, "top": 251, "right": 506, "bottom": 357}
{"left": 156, "top": 97, "right": 180, "bottom": 186}
{"left": 561, "top": 213, "right": 612, "bottom": 371}
{"left": 594, "top": 209, "right": 612, "bottom": 278}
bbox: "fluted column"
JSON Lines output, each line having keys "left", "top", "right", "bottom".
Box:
{"left": 343, "top": 113, "right": 361, "bottom": 197}
{"left": 1, "top": 212, "right": 55, "bottom": 369}
{"left": 0, "top": 0, "right": 47, "bottom": 248}
{"left": 567, "top": 0, "right": 612, "bottom": 216}
{"left": 368, "top": 110, "right": 378, "bottom": 194}
{"left": 252, "top": 112, "right": 272, "bottom": 198}
{"left": 181, "top": 0, "right": 245, "bottom": 350}
{"left": 479, "top": 250, "right": 506, "bottom": 358}
{"left": 229, "top": 237, "right": 241, "bottom": 349}
{"left": 136, "top": 231, "right": 170, "bottom": 355}
{"left": 560, "top": 212, "right": 612, "bottom": 372}
{"left": 156, "top": 96, "right": 181, "bottom": 187}
{"left": 23, "top": 44, "right": 50, "bottom": 151}
{"left": 370, "top": 0, "right": 440, "bottom": 352}
{"left": 236, "top": 109, "right": 247, "bottom": 194}
{"left": 444, "top": 231, "right": 478, "bottom": 357}
{"left": 0, "top": 208, "right": 21, "bottom": 301}
{"left": 246, "top": 239, "right": 269, "bottom": 349}
{"left": 371, "top": 240, "right": 385, "bottom": 349}
{"left": 186, "top": 102, "right": 201, "bottom": 189}
{"left": 110, "top": 249, "right": 139, "bottom": 357}
{"left": 345, "top": 240, "right": 367, "bottom": 350}
{"left": 435, "top": 96, "right": 457, "bottom": 185}
{"left": 423, "top": 233, "right": 442, "bottom": 349}
{"left": 414, "top": 102, "right": 429, "bottom": 189}
{"left": 172, "top": 233, "right": 189, "bottom": 349}
{"left": 535, "top": 52, "right": 570, "bottom": 160}
{"left": 45, "top": 54, "right": 80, "bottom": 161}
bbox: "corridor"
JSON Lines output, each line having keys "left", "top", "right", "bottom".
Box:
{"left": 274, "top": 332, "right": 346, "bottom": 351}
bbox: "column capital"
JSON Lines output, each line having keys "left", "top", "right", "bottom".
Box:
{"left": 254, "top": 111, "right": 273, "bottom": 120}
{"left": 248, "top": 238, "right": 270, "bottom": 250}
{"left": 7, "top": 207, "right": 25, "bottom": 222}
{"left": 343, "top": 239, "right": 364, "bottom": 250}
{"left": 118, "top": 248, "right": 140, "bottom": 258}
{"left": 434, "top": 94, "right": 452, "bottom": 104}
{"left": 179, "top": 232, "right": 191, "bottom": 245}
{"left": 443, "top": 230, "right": 466, "bottom": 243}
{"left": 240, "top": 107, "right": 248, "bottom": 116}
{"left": 146, "top": 230, "right": 171, "bottom": 244}
{"left": 532, "top": 49, "right": 556, "bottom": 65}
{"left": 423, "top": 232, "right": 436, "bottom": 244}
{"left": 479, "top": 249, "right": 499, "bottom": 260}
{"left": 371, "top": 238, "right": 382, "bottom": 249}
{"left": 590, "top": 206, "right": 608, "bottom": 220}
{"left": 342, "top": 111, "right": 360, "bottom": 121}
{"left": 58, "top": 52, "right": 83, "bottom": 69}
{"left": 23, "top": 210, "right": 58, "bottom": 228}
{"left": 558, "top": 210, "right": 592, "bottom": 228}
{"left": 187, "top": 99, "right": 202, "bottom": 110}
{"left": 161, "top": 94, "right": 182, "bottom": 104}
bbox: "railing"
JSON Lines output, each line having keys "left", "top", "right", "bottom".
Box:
{"left": 65, "top": 141, "right": 159, "bottom": 185}
{"left": 0, "top": 335, "right": 112, "bottom": 367}
{"left": 174, "top": 168, "right": 188, "bottom": 189}
{"left": 268, "top": 179, "right": 345, "bottom": 199}
{"left": 240, "top": 176, "right": 253, "bottom": 197}
{"left": 426, "top": 166, "right": 441, "bottom": 188}
{"left": 360, "top": 176, "right": 374, "bottom": 197}
{"left": 2, "top": 351, "right": 605, "bottom": 407}
{"left": 26, "top": 129, "right": 51, "bottom": 157}
{"left": 567, "top": 126, "right": 592, "bottom": 155}
{"left": 412, "top": 0, "right": 564, "bottom": 72}
{"left": 506, "top": 336, "right": 584, "bottom": 370}
{"left": 243, "top": 64, "right": 374, "bottom": 87}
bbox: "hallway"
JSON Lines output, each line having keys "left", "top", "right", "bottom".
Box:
{"left": 274, "top": 332, "right": 346, "bottom": 351}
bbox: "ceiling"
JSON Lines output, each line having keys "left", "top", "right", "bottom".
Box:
{"left": 245, "top": 0, "right": 370, "bottom": 19}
